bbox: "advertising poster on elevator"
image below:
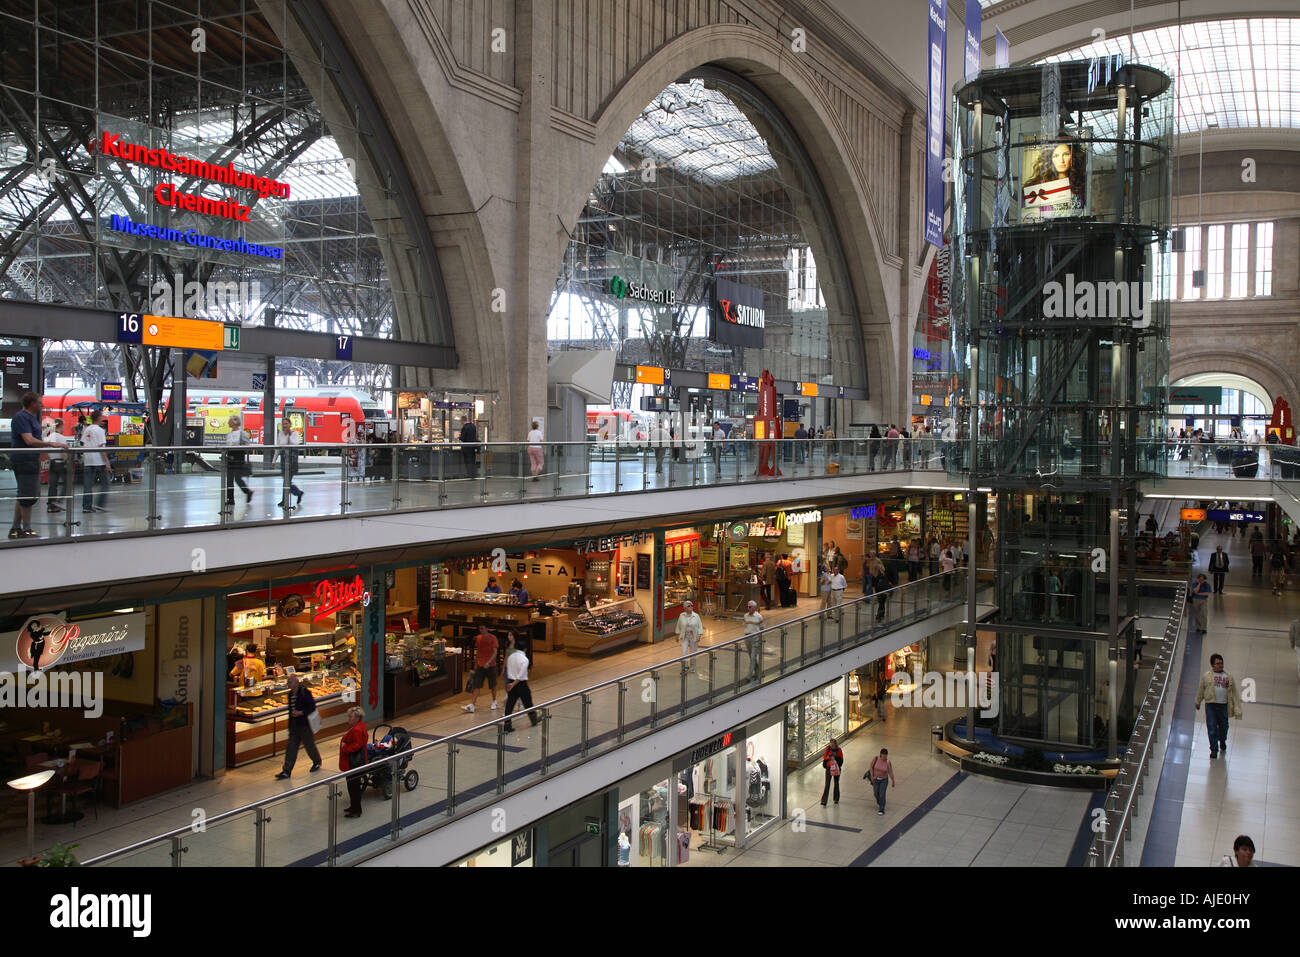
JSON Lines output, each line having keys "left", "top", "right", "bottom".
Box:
{"left": 924, "top": 0, "right": 947, "bottom": 247}
{"left": 1020, "top": 133, "right": 1090, "bottom": 222}
{"left": 710, "top": 276, "right": 765, "bottom": 349}
{"left": 0, "top": 346, "right": 36, "bottom": 430}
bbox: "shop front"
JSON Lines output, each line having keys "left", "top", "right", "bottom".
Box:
{"left": 659, "top": 508, "right": 822, "bottom": 633}
{"left": 0, "top": 597, "right": 217, "bottom": 811}
{"left": 612, "top": 709, "right": 785, "bottom": 866}
{"left": 223, "top": 576, "right": 368, "bottom": 768}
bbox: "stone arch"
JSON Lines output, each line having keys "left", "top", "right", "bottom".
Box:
{"left": 1171, "top": 349, "right": 1298, "bottom": 410}
{"left": 563, "top": 23, "right": 903, "bottom": 409}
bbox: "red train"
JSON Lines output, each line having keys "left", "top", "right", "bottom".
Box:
{"left": 42, "top": 388, "right": 389, "bottom": 445}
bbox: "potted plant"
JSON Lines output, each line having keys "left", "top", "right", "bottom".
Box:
{"left": 37, "top": 842, "right": 80, "bottom": 867}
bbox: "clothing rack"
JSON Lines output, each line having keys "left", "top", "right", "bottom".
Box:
{"left": 691, "top": 793, "right": 732, "bottom": 853}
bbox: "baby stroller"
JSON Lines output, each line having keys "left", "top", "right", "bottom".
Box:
{"left": 359, "top": 724, "right": 419, "bottom": 799}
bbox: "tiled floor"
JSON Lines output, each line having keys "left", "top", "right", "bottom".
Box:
{"left": 700, "top": 702, "right": 1096, "bottom": 868}
{"left": 1150, "top": 524, "right": 1300, "bottom": 867}
{"left": 0, "top": 578, "right": 965, "bottom": 866}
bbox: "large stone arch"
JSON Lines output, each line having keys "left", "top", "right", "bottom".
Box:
{"left": 562, "top": 23, "right": 906, "bottom": 412}
{"left": 316, "top": 0, "right": 516, "bottom": 395}
{"left": 1171, "top": 349, "right": 1298, "bottom": 410}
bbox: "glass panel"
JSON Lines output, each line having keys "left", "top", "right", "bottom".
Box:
{"left": 179, "top": 808, "right": 261, "bottom": 867}
{"left": 448, "top": 726, "right": 503, "bottom": 817}
{"left": 582, "top": 683, "right": 621, "bottom": 757}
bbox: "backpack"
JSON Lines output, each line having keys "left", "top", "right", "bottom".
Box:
{"left": 776, "top": 563, "right": 790, "bottom": 585}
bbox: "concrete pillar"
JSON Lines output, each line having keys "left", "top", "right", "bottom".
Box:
{"left": 510, "top": 1, "right": 557, "bottom": 442}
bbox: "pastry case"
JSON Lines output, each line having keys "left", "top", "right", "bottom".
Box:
{"left": 562, "top": 596, "right": 649, "bottom": 656}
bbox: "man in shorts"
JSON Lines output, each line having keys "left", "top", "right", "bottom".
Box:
{"left": 8, "top": 392, "right": 58, "bottom": 539}
{"left": 462, "top": 623, "right": 499, "bottom": 713}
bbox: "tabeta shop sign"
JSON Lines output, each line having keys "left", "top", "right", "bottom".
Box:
{"left": 313, "top": 575, "right": 370, "bottom": 621}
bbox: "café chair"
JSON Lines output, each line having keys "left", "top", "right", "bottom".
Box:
{"left": 23, "top": 752, "right": 50, "bottom": 770}
{"left": 57, "top": 759, "right": 102, "bottom": 823}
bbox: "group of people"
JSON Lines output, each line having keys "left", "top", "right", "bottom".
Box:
{"left": 819, "top": 739, "right": 896, "bottom": 815}
{"left": 7, "top": 391, "right": 113, "bottom": 537}
{"left": 222, "top": 413, "right": 305, "bottom": 509}
{"left": 758, "top": 552, "right": 802, "bottom": 609}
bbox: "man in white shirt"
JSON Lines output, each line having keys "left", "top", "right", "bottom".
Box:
{"left": 741, "top": 601, "right": 764, "bottom": 684}
{"left": 275, "top": 416, "right": 304, "bottom": 509}
{"left": 44, "top": 418, "right": 71, "bottom": 513}
{"left": 526, "top": 420, "right": 544, "bottom": 480}
{"left": 502, "top": 633, "right": 539, "bottom": 733}
{"left": 827, "top": 567, "right": 847, "bottom": 617}
{"left": 224, "top": 414, "right": 253, "bottom": 505}
{"left": 80, "top": 410, "right": 110, "bottom": 512}
{"left": 676, "top": 600, "right": 704, "bottom": 672}
{"left": 711, "top": 422, "right": 725, "bottom": 473}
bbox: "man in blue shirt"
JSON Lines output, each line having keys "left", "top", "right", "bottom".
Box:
{"left": 483, "top": 577, "right": 502, "bottom": 594}
{"left": 9, "top": 392, "right": 58, "bottom": 539}
{"left": 1190, "top": 573, "right": 1211, "bottom": 633}
{"left": 508, "top": 578, "right": 529, "bottom": 605}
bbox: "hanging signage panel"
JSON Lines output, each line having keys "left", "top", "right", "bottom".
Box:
{"left": 2, "top": 611, "right": 147, "bottom": 673}
{"left": 923, "top": 0, "right": 947, "bottom": 247}
{"left": 710, "top": 277, "right": 765, "bottom": 349}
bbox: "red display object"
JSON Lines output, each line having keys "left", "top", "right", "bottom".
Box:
{"left": 755, "top": 369, "right": 781, "bottom": 476}
{"left": 1267, "top": 397, "right": 1294, "bottom": 445}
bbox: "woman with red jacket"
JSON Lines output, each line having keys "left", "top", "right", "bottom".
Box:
{"left": 820, "top": 738, "right": 844, "bottom": 806}
{"left": 339, "top": 707, "right": 368, "bottom": 818}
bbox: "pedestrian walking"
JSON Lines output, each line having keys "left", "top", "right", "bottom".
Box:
{"left": 871, "top": 556, "right": 892, "bottom": 621}
{"left": 874, "top": 675, "right": 888, "bottom": 721}
{"left": 502, "top": 632, "right": 540, "bottom": 732}
{"left": 43, "top": 418, "right": 70, "bottom": 513}
{"left": 338, "top": 706, "right": 368, "bottom": 817}
{"left": 1270, "top": 545, "right": 1288, "bottom": 596}
{"left": 458, "top": 416, "right": 479, "bottom": 478}
{"left": 907, "top": 540, "right": 923, "bottom": 582}
{"left": 868, "top": 425, "right": 882, "bottom": 470}
{"left": 742, "top": 601, "right": 764, "bottom": 683}
{"left": 820, "top": 739, "right": 844, "bottom": 806}
{"left": 462, "top": 624, "right": 499, "bottom": 712}
{"left": 928, "top": 537, "right": 940, "bottom": 577}
{"left": 1249, "top": 529, "right": 1265, "bottom": 576}
{"left": 826, "top": 565, "right": 846, "bottom": 617}
{"left": 676, "top": 600, "right": 704, "bottom": 671}
{"left": 274, "top": 673, "right": 322, "bottom": 778}
{"left": 1194, "top": 653, "right": 1242, "bottom": 759}
{"left": 275, "top": 416, "right": 304, "bottom": 509}
{"left": 864, "top": 748, "right": 896, "bottom": 814}
{"left": 9, "top": 393, "right": 59, "bottom": 536}
{"left": 1208, "top": 546, "right": 1230, "bottom": 593}
{"left": 1190, "top": 573, "right": 1211, "bottom": 632}
{"left": 794, "top": 423, "right": 807, "bottom": 465}
{"left": 1218, "top": 835, "right": 1257, "bottom": 867}
{"left": 760, "top": 553, "right": 775, "bottom": 610}
{"left": 940, "top": 547, "right": 957, "bottom": 593}
{"left": 223, "top": 413, "right": 253, "bottom": 506}
{"left": 81, "top": 409, "right": 112, "bottom": 513}
{"left": 526, "top": 420, "right": 544, "bottom": 480}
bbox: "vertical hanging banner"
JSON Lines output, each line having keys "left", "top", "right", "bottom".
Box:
{"left": 964, "top": 0, "right": 982, "bottom": 81}
{"left": 924, "top": 0, "right": 948, "bottom": 247}
{"left": 995, "top": 28, "right": 1009, "bottom": 68}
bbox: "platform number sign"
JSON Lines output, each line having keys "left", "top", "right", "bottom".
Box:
{"left": 117, "top": 312, "right": 144, "bottom": 344}
{"left": 335, "top": 335, "right": 353, "bottom": 361}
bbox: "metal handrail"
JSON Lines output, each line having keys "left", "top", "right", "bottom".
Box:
{"left": 82, "top": 567, "right": 975, "bottom": 866}
{"left": 1085, "top": 581, "right": 1189, "bottom": 867}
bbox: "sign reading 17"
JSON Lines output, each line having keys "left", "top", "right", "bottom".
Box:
{"left": 335, "top": 335, "right": 353, "bottom": 360}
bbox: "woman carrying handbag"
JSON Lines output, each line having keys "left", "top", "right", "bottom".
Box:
{"left": 820, "top": 738, "right": 844, "bottom": 806}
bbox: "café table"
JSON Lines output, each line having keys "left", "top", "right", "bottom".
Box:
{"left": 37, "top": 759, "right": 84, "bottom": 825}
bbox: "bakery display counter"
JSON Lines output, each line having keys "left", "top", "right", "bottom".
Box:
{"left": 225, "top": 668, "right": 359, "bottom": 768}
{"left": 562, "top": 597, "right": 648, "bottom": 656}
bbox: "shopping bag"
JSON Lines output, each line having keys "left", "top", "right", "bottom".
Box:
{"left": 307, "top": 709, "right": 322, "bottom": 734}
